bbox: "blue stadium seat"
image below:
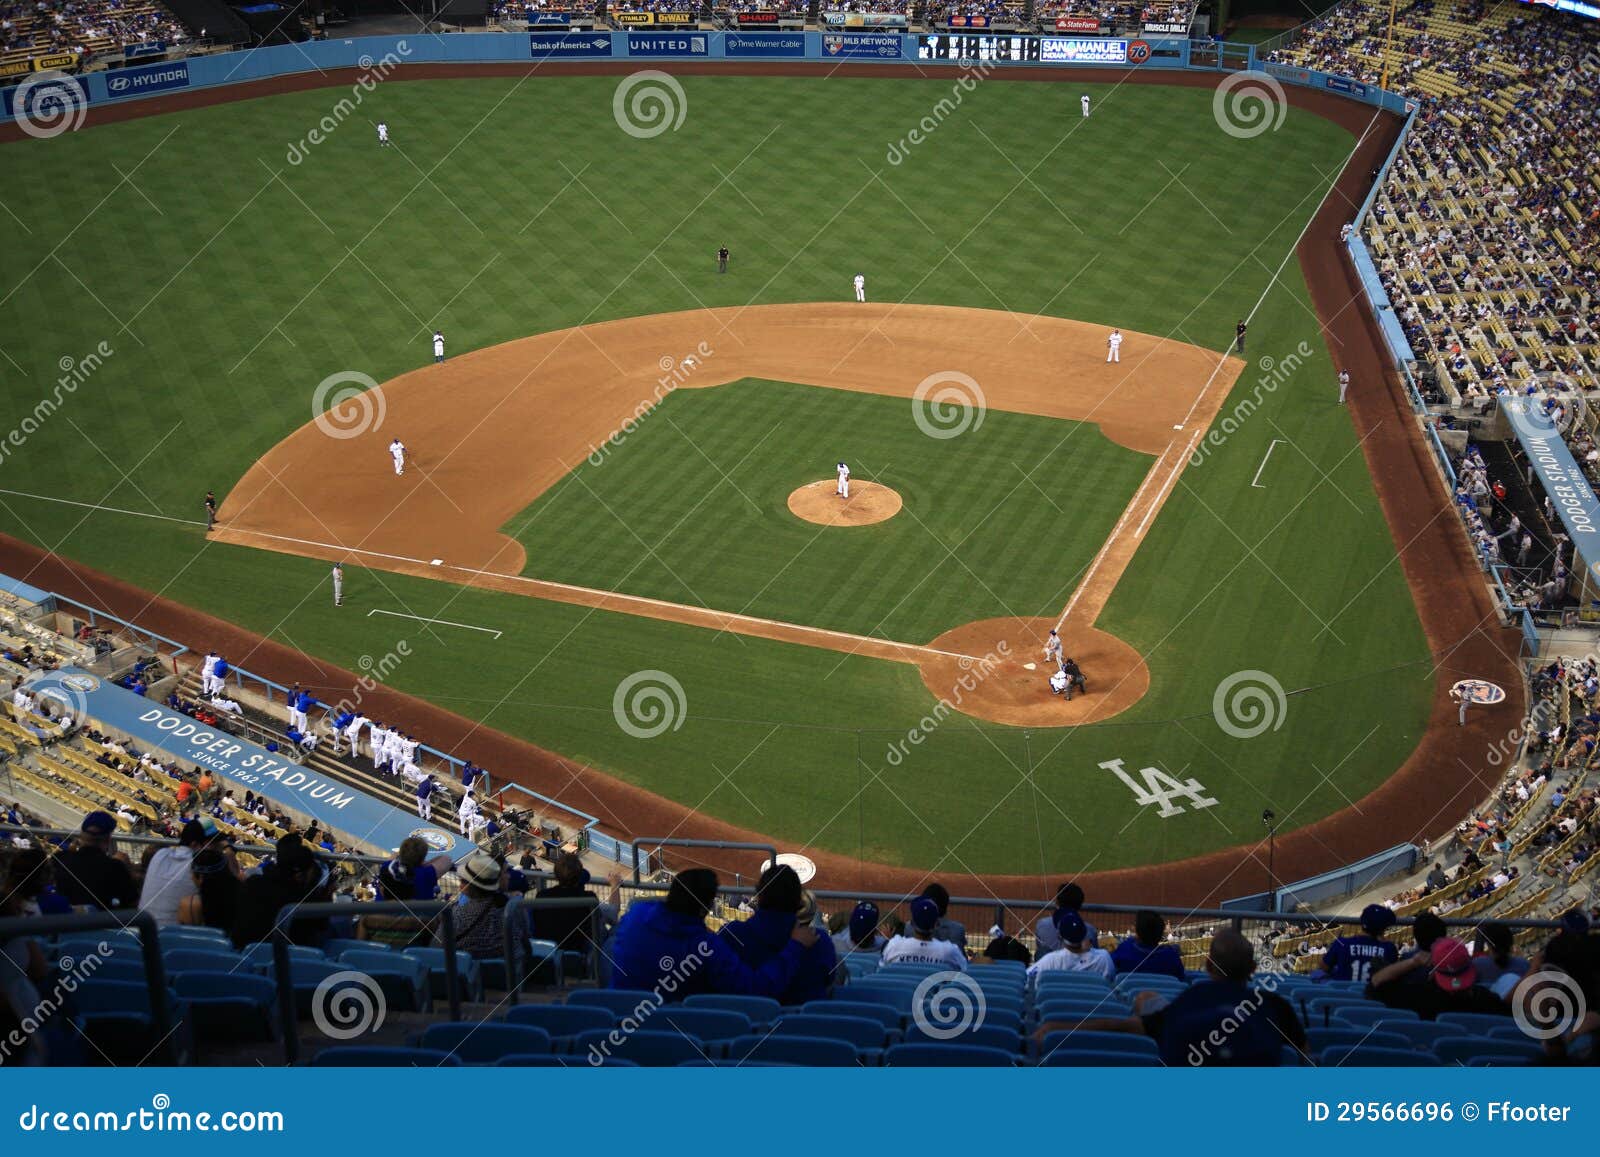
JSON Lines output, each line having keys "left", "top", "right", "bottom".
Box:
{"left": 312, "top": 1046, "right": 460, "bottom": 1067}
{"left": 807, "top": 999, "right": 901, "bottom": 1030}
{"left": 886, "top": 1042, "right": 1017, "bottom": 1066}
{"left": 769, "top": 1013, "right": 889, "bottom": 1052}
{"left": 1485, "top": 1023, "right": 1539, "bottom": 1044}
{"left": 402, "top": 947, "right": 483, "bottom": 1003}
{"left": 1112, "top": 973, "right": 1188, "bottom": 995}
{"left": 1033, "top": 998, "right": 1132, "bottom": 1024}
{"left": 163, "top": 949, "right": 246, "bottom": 974}
{"left": 964, "top": 989, "right": 1026, "bottom": 1017}
{"left": 1040, "top": 1048, "right": 1161, "bottom": 1067}
{"left": 682, "top": 993, "right": 783, "bottom": 1027}
{"left": 903, "top": 1023, "right": 1023, "bottom": 1053}
{"left": 417, "top": 1022, "right": 552, "bottom": 1064}
{"left": 497, "top": 1054, "right": 638, "bottom": 1067}
{"left": 725, "top": 1033, "right": 861, "bottom": 1066}
{"left": 569, "top": 1028, "right": 708, "bottom": 1067}
{"left": 1034, "top": 972, "right": 1113, "bottom": 992}
{"left": 1035, "top": 1030, "right": 1159, "bottom": 1062}
{"left": 334, "top": 950, "right": 430, "bottom": 1013}
{"left": 980, "top": 959, "right": 1027, "bottom": 974}
{"left": 1333, "top": 1005, "right": 1420, "bottom": 1028}
{"left": 1377, "top": 1021, "right": 1468, "bottom": 1050}
{"left": 838, "top": 982, "right": 916, "bottom": 1012}
{"left": 1305, "top": 1028, "right": 1413, "bottom": 1055}
{"left": 159, "top": 926, "right": 232, "bottom": 946}
{"left": 75, "top": 960, "right": 147, "bottom": 985}
{"left": 567, "top": 988, "right": 656, "bottom": 1018}
{"left": 648, "top": 1006, "right": 752, "bottom": 1043}
{"left": 1435, "top": 1011, "right": 1515, "bottom": 1035}
{"left": 505, "top": 1003, "right": 618, "bottom": 1040}
{"left": 1319, "top": 1045, "right": 1441, "bottom": 1067}
{"left": 242, "top": 942, "right": 326, "bottom": 970}
{"left": 72, "top": 979, "right": 189, "bottom": 1064}
{"left": 1432, "top": 1036, "right": 1541, "bottom": 1066}
{"left": 321, "top": 937, "right": 385, "bottom": 957}
{"left": 170, "top": 971, "right": 276, "bottom": 1041}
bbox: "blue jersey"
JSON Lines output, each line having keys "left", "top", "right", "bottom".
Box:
{"left": 1321, "top": 934, "right": 1397, "bottom": 982}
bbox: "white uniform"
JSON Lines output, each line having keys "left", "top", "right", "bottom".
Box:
{"left": 836, "top": 461, "right": 850, "bottom": 499}
{"left": 1044, "top": 632, "right": 1062, "bottom": 667}
{"left": 1338, "top": 370, "right": 1350, "bottom": 403}
{"left": 1106, "top": 329, "right": 1122, "bottom": 363}
{"left": 200, "top": 652, "right": 220, "bottom": 696}
{"left": 331, "top": 564, "right": 343, "bottom": 606}
{"left": 853, "top": 273, "right": 866, "bottom": 303}
{"left": 377, "top": 121, "right": 389, "bottom": 145}
{"left": 370, "top": 724, "right": 390, "bottom": 769}
{"left": 1049, "top": 669, "right": 1069, "bottom": 695}
{"left": 389, "top": 439, "right": 406, "bottom": 476}
{"left": 342, "top": 712, "right": 367, "bottom": 754}
{"left": 457, "top": 792, "right": 479, "bottom": 836}
{"left": 432, "top": 332, "right": 445, "bottom": 362}
{"left": 1080, "top": 94, "right": 1090, "bottom": 117}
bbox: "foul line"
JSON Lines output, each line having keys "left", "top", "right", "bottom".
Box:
{"left": 0, "top": 487, "right": 206, "bottom": 526}
{"left": 367, "top": 608, "right": 502, "bottom": 638}
{"left": 1251, "top": 439, "right": 1285, "bottom": 489}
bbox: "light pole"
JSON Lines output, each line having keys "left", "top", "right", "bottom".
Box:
{"left": 1262, "top": 809, "right": 1278, "bottom": 912}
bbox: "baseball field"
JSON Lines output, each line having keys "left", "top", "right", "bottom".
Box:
{"left": 0, "top": 67, "right": 1462, "bottom": 892}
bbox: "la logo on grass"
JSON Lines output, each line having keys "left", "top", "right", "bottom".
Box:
{"left": 1099, "top": 758, "right": 1217, "bottom": 818}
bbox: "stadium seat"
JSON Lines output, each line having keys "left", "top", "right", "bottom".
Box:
{"left": 402, "top": 947, "right": 483, "bottom": 1003}
{"left": 241, "top": 943, "right": 326, "bottom": 973}
{"left": 497, "top": 1054, "right": 638, "bottom": 1067}
{"left": 769, "top": 1013, "right": 889, "bottom": 1053}
{"left": 647, "top": 1006, "right": 752, "bottom": 1043}
{"left": 1035, "top": 1030, "right": 1160, "bottom": 1062}
{"left": 569, "top": 1028, "right": 707, "bottom": 1067}
{"left": 1112, "top": 973, "right": 1188, "bottom": 996}
{"left": 1378, "top": 1021, "right": 1468, "bottom": 1050}
{"left": 567, "top": 988, "right": 655, "bottom": 1018}
{"left": 837, "top": 982, "right": 916, "bottom": 1012}
{"left": 76, "top": 960, "right": 148, "bottom": 985}
{"left": 160, "top": 927, "right": 233, "bottom": 946}
{"left": 1033, "top": 998, "right": 1132, "bottom": 1024}
{"left": 312, "top": 1046, "right": 460, "bottom": 1067}
{"left": 878, "top": 962, "right": 947, "bottom": 978}
{"left": 1039, "top": 1048, "right": 1161, "bottom": 1067}
{"left": 1333, "top": 1005, "right": 1420, "bottom": 1028}
{"left": 417, "top": 1022, "right": 552, "bottom": 1064}
{"left": 725, "top": 1033, "right": 861, "bottom": 1067}
{"left": 1305, "top": 1027, "right": 1414, "bottom": 1055}
{"left": 885, "top": 1042, "right": 1017, "bottom": 1066}
{"left": 322, "top": 937, "right": 385, "bottom": 957}
{"left": 903, "top": 1022, "right": 1023, "bottom": 1053}
{"left": 1319, "top": 1045, "right": 1441, "bottom": 1067}
{"left": 1485, "top": 1023, "right": 1539, "bottom": 1044}
{"left": 1436, "top": 1012, "right": 1515, "bottom": 1035}
{"left": 163, "top": 949, "right": 246, "bottom": 974}
{"left": 333, "top": 950, "right": 430, "bottom": 1013}
{"left": 170, "top": 971, "right": 276, "bottom": 1041}
{"left": 1432, "top": 1036, "right": 1542, "bottom": 1065}
{"left": 682, "top": 993, "right": 783, "bottom": 1027}
{"left": 504, "top": 1003, "right": 618, "bottom": 1040}
{"left": 807, "top": 998, "right": 901, "bottom": 1030}
{"left": 1034, "top": 972, "right": 1112, "bottom": 992}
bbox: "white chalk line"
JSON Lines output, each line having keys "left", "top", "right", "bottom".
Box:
{"left": 367, "top": 608, "right": 502, "bottom": 638}
{"left": 0, "top": 487, "right": 206, "bottom": 526}
{"left": 1251, "top": 439, "right": 1285, "bottom": 489}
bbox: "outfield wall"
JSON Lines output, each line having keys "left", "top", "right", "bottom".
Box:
{"left": 0, "top": 31, "right": 1409, "bottom": 123}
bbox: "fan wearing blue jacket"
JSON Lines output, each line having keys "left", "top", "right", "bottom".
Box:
{"left": 718, "top": 864, "right": 838, "bottom": 1004}
{"left": 611, "top": 868, "right": 817, "bottom": 1000}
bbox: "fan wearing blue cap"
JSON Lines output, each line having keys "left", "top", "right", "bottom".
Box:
{"left": 832, "top": 900, "right": 886, "bottom": 957}
{"left": 1317, "top": 904, "right": 1399, "bottom": 983}
{"left": 880, "top": 896, "right": 968, "bottom": 971}
{"left": 1028, "top": 908, "right": 1115, "bottom": 979}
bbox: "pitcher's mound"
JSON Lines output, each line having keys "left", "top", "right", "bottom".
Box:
{"left": 787, "top": 480, "right": 902, "bottom": 527}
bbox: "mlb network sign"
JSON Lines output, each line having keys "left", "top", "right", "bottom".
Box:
{"left": 106, "top": 60, "right": 190, "bottom": 96}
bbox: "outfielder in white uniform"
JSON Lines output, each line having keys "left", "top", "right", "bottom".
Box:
{"left": 1337, "top": 369, "right": 1350, "bottom": 403}
{"left": 389, "top": 438, "right": 406, "bottom": 476}
{"left": 853, "top": 273, "right": 866, "bottom": 303}
{"left": 836, "top": 461, "right": 851, "bottom": 499}
{"left": 1081, "top": 94, "right": 1091, "bottom": 117}
{"left": 376, "top": 121, "right": 389, "bottom": 146}
{"left": 1106, "top": 329, "right": 1122, "bottom": 364}
{"left": 331, "top": 563, "right": 343, "bottom": 607}
{"left": 432, "top": 331, "right": 445, "bottom": 363}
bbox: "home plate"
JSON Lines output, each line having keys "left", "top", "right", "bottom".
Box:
{"left": 1023, "top": 662, "right": 1037, "bottom": 671}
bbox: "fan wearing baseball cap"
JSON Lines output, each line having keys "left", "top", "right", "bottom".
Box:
{"left": 832, "top": 901, "right": 887, "bottom": 957}
{"left": 52, "top": 810, "right": 139, "bottom": 911}
{"left": 1366, "top": 934, "right": 1514, "bottom": 1021}
{"left": 1317, "top": 904, "right": 1399, "bottom": 983}
{"left": 1029, "top": 909, "right": 1115, "bottom": 979}
{"left": 880, "top": 896, "right": 968, "bottom": 971}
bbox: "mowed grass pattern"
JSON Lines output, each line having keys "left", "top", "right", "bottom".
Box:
{"left": 509, "top": 379, "right": 1151, "bottom": 642}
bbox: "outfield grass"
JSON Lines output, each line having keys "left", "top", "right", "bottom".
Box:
{"left": 507, "top": 378, "right": 1151, "bottom": 642}
{"left": 0, "top": 74, "right": 1433, "bottom": 874}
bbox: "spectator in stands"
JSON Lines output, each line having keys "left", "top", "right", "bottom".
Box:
{"left": 1517, "top": 926, "right": 1600, "bottom": 1061}
{"left": 831, "top": 900, "right": 886, "bottom": 958}
{"left": 610, "top": 867, "right": 817, "bottom": 999}
{"left": 52, "top": 810, "right": 138, "bottom": 911}
{"left": 1424, "top": 861, "right": 1448, "bottom": 892}
{"left": 1367, "top": 935, "right": 1512, "bottom": 1021}
{"left": 983, "top": 918, "right": 1033, "bottom": 965}
{"left": 1471, "top": 922, "right": 1530, "bottom": 993}
{"left": 919, "top": 882, "right": 966, "bottom": 948}
{"left": 1109, "top": 910, "right": 1186, "bottom": 980}
{"left": 229, "top": 836, "right": 332, "bottom": 948}
{"left": 1041, "top": 929, "right": 1307, "bottom": 1066}
{"left": 0, "top": 854, "right": 50, "bottom": 1066}
{"left": 529, "top": 853, "right": 619, "bottom": 972}
{"left": 450, "top": 851, "right": 510, "bottom": 959}
{"left": 1035, "top": 881, "right": 1098, "bottom": 953}
{"left": 718, "top": 863, "right": 837, "bottom": 1004}
{"left": 1318, "top": 904, "right": 1399, "bottom": 983}
{"left": 177, "top": 848, "right": 242, "bottom": 930}
{"left": 138, "top": 816, "right": 232, "bottom": 925}
{"left": 881, "top": 896, "right": 968, "bottom": 971}
{"left": 1029, "top": 910, "right": 1115, "bottom": 979}
{"left": 5, "top": 848, "right": 71, "bottom": 916}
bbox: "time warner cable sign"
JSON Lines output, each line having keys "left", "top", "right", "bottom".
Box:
{"left": 105, "top": 60, "right": 190, "bottom": 96}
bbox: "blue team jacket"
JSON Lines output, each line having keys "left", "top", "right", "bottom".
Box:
{"left": 718, "top": 908, "right": 838, "bottom": 1004}
{"left": 610, "top": 900, "right": 804, "bottom": 1000}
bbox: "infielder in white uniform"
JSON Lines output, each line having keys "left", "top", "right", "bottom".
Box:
{"left": 1106, "top": 328, "right": 1122, "bottom": 364}
{"left": 1337, "top": 369, "right": 1350, "bottom": 403}
{"left": 432, "top": 331, "right": 445, "bottom": 363}
{"left": 1080, "top": 94, "right": 1091, "bottom": 117}
{"left": 376, "top": 121, "right": 389, "bottom": 146}
{"left": 331, "top": 563, "right": 343, "bottom": 607}
{"left": 853, "top": 273, "right": 866, "bottom": 303}
{"left": 389, "top": 438, "right": 406, "bottom": 476}
{"left": 836, "top": 461, "right": 851, "bottom": 499}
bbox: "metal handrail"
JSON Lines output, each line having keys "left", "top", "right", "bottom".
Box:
{"left": 270, "top": 899, "right": 460, "bottom": 1063}
{"left": 630, "top": 837, "right": 777, "bottom": 884}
